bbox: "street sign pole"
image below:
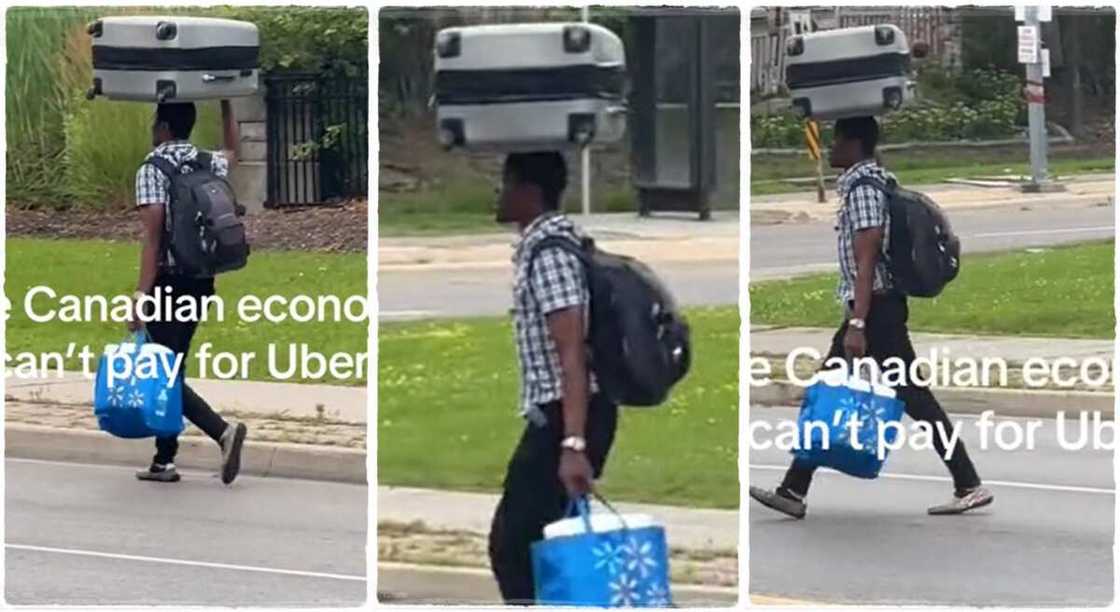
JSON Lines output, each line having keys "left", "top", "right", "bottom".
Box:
{"left": 1019, "top": 5, "right": 1061, "bottom": 192}
{"left": 1025, "top": 8, "right": 1047, "bottom": 189}
{"left": 580, "top": 4, "right": 592, "bottom": 216}
{"left": 804, "top": 119, "right": 825, "bottom": 203}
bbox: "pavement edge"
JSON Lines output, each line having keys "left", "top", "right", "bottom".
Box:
{"left": 5, "top": 424, "right": 367, "bottom": 484}
{"left": 751, "top": 382, "right": 1114, "bottom": 419}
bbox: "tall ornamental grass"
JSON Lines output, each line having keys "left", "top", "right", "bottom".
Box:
{"left": 8, "top": 7, "right": 219, "bottom": 210}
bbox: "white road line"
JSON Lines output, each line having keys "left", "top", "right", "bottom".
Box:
{"left": 749, "top": 464, "right": 1114, "bottom": 495}
{"left": 7, "top": 544, "right": 366, "bottom": 582}
{"left": 966, "top": 226, "right": 1114, "bottom": 239}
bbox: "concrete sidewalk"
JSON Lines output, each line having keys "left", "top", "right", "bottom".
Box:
{"left": 752, "top": 174, "right": 1113, "bottom": 225}
{"left": 379, "top": 485, "right": 737, "bottom": 553}
{"left": 752, "top": 326, "right": 1113, "bottom": 363}
{"left": 5, "top": 372, "right": 367, "bottom": 483}
{"left": 379, "top": 211, "right": 739, "bottom": 269}
{"left": 750, "top": 326, "right": 1114, "bottom": 416}
{"left": 7, "top": 371, "right": 365, "bottom": 423}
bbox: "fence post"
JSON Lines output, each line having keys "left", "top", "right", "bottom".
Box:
{"left": 230, "top": 90, "right": 269, "bottom": 213}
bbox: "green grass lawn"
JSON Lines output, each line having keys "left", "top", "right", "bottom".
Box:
{"left": 6, "top": 238, "right": 368, "bottom": 385}
{"left": 751, "top": 147, "right": 1114, "bottom": 196}
{"left": 751, "top": 241, "right": 1114, "bottom": 338}
{"left": 378, "top": 306, "right": 739, "bottom": 509}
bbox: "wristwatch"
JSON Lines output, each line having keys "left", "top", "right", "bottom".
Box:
{"left": 561, "top": 435, "right": 587, "bottom": 453}
{"left": 848, "top": 317, "right": 866, "bottom": 330}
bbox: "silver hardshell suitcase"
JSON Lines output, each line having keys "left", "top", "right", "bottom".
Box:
{"left": 785, "top": 25, "right": 913, "bottom": 120}
{"left": 88, "top": 16, "right": 259, "bottom": 102}
{"left": 434, "top": 23, "right": 627, "bottom": 151}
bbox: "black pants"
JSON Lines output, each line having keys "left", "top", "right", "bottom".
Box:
{"left": 488, "top": 395, "right": 619, "bottom": 605}
{"left": 781, "top": 293, "right": 981, "bottom": 497}
{"left": 145, "top": 274, "right": 228, "bottom": 465}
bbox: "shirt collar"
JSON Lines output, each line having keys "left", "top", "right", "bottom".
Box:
{"left": 512, "top": 212, "right": 564, "bottom": 261}
{"left": 837, "top": 158, "right": 879, "bottom": 196}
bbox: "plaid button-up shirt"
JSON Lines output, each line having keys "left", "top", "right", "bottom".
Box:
{"left": 135, "top": 140, "right": 228, "bottom": 207}
{"left": 836, "top": 159, "right": 895, "bottom": 303}
{"left": 135, "top": 140, "right": 228, "bottom": 270}
{"left": 511, "top": 212, "right": 593, "bottom": 423}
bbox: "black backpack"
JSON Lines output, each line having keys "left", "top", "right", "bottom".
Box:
{"left": 530, "top": 236, "right": 691, "bottom": 407}
{"left": 147, "top": 152, "right": 249, "bottom": 277}
{"left": 850, "top": 176, "right": 961, "bottom": 298}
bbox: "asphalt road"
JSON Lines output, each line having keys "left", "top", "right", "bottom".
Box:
{"left": 380, "top": 201, "right": 1111, "bottom": 319}
{"left": 378, "top": 563, "right": 739, "bottom": 607}
{"left": 379, "top": 258, "right": 739, "bottom": 319}
{"left": 6, "top": 459, "right": 367, "bottom": 606}
{"left": 751, "top": 201, "right": 1114, "bottom": 279}
{"left": 749, "top": 407, "right": 1114, "bottom": 605}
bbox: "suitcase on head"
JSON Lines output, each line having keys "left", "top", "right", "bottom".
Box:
{"left": 434, "top": 23, "right": 627, "bottom": 152}
{"left": 87, "top": 16, "right": 260, "bottom": 102}
{"left": 785, "top": 24, "right": 913, "bottom": 121}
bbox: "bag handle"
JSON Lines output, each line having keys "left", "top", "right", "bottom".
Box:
{"left": 128, "top": 328, "right": 151, "bottom": 346}
{"left": 566, "top": 491, "right": 630, "bottom": 535}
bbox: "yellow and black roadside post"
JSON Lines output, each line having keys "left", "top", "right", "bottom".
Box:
{"left": 804, "top": 119, "right": 825, "bottom": 203}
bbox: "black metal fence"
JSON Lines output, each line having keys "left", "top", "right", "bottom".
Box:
{"left": 264, "top": 72, "right": 368, "bottom": 207}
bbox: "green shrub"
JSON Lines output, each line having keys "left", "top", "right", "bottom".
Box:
{"left": 7, "top": 6, "right": 367, "bottom": 210}
{"left": 752, "top": 67, "right": 1025, "bottom": 148}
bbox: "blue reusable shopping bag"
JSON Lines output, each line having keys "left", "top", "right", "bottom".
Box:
{"left": 792, "top": 368, "right": 906, "bottom": 478}
{"left": 93, "top": 331, "right": 184, "bottom": 439}
{"left": 531, "top": 495, "right": 672, "bottom": 607}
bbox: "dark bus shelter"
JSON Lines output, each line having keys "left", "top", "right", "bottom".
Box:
{"left": 627, "top": 8, "right": 740, "bottom": 219}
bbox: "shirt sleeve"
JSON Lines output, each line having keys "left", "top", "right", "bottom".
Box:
{"left": 135, "top": 162, "right": 169, "bottom": 208}
{"left": 211, "top": 151, "right": 230, "bottom": 178}
{"left": 529, "top": 246, "right": 588, "bottom": 315}
{"left": 846, "top": 184, "right": 887, "bottom": 231}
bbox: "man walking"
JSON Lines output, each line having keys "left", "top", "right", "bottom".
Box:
{"left": 129, "top": 101, "right": 247, "bottom": 485}
{"left": 487, "top": 152, "right": 618, "bottom": 604}
{"left": 750, "top": 116, "right": 993, "bottom": 518}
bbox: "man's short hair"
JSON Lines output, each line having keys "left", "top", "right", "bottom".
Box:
{"left": 156, "top": 102, "right": 197, "bottom": 140}
{"left": 504, "top": 152, "right": 568, "bottom": 211}
{"left": 835, "top": 116, "right": 879, "bottom": 157}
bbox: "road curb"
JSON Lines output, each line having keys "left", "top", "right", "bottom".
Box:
{"left": 5, "top": 424, "right": 367, "bottom": 484}
{"left": 378, "top": 561, "right": 739, "bottom": 597}
{"left": 750, "top": 381, "right": 1114, "bottom": 419}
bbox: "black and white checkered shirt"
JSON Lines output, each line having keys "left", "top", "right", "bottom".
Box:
{"left": 511, "top": 212, "right": 593, "bottom": 423}
{"left": 135, "top": 140, "right": 228, "bottom": 208}
{"left": 836, "top": 159, "right": 895, "bottom": 303}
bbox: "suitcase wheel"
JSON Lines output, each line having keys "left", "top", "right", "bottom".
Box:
{"left": 87, "top": 20, "right": 103, "bottom": 38}
{"left": 874, "top": 26, "right": 895, "bottom": 46}
{"left": 156, "top": 80, "right": 177, "bottom": 103}
{"left": 883, "top": 87, "right": 903, "bottom": 111}
{"left": 568, "top": 113, "right": 596, "bottom": 145}
{"left": 791, "top": 98, "right": 811, "bottom": 119}
{"left": 435, "top": 31, "right": 461, "bottom": 59}
{"left": 438, "top": 118, "right": 464, "bottom": 149}
{"left": 786, "top": 36, "right": 804, "bottom": 57}
{"left": 156, "top": 21, "right": 178, "bottom": 41}
{"left": 563, "top": 25, "right": 592, "bottom": 53}
{"left": 85, "top": 78, "right": 102, "bottom": 101}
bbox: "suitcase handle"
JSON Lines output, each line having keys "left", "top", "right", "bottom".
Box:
{"left": 203, "top": 73, "right": 237, "bottom": 84}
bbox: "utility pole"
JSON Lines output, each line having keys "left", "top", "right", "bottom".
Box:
{"left": 580, "top": 4, "right": 592, "bottom": 216}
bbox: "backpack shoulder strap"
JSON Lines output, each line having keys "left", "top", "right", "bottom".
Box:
{"left": 847, "top": 175, "right": 893, "bottom": 196}
{"left": 145, "top": 156, "right": 180, "bottom": 182}
{"left": 526, "top": 235, "right": 594, "bottom": 301}
{"left": 530, "top": 235, "right": 592, "bottom": 268}
{"left": 192, "top": 150, "right": 213, "bottom": 171}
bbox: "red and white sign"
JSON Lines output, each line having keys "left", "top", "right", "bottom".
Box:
{"left": 1018, "top": 25, "right": 1039, "bottom": 64}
